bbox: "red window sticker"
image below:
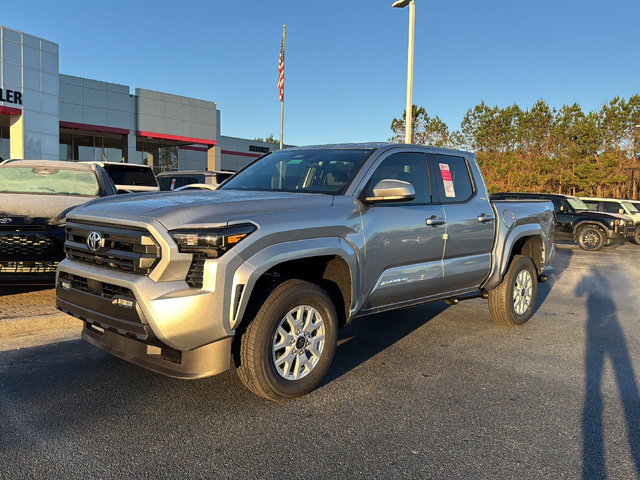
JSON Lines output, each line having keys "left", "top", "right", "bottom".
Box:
{"left": 439, "top": 163, "right": 456, "bottom": 198}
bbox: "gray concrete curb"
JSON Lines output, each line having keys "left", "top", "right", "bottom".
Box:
{"left": 0, "top": 314, "right": 82, "bottom": 338}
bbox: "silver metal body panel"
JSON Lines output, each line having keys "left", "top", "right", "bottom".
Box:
{"left": 57, "top": 143, "right": 556, "bottom": 378}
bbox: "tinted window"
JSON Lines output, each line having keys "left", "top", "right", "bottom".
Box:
{"left": 99, "top": 169, "right": 117, "bottom": 195}
{"left": 583, "top": 201, "right": 599, "bottom": 211}
{"left": 215, "top": 172, "right": 233, "bottom": 183}
{"left": 159, "top": 175, "right": 205, "bottom": 190}
{"left": 433, "top": 155, "right": 474, "bottom": 203}
{"left": 364, "top": 152, "right": 431, "bottom": 204}
{"left": 103, "top": 165, "right": 158, "bottom": 187}
{"left": 602, "top": 201, "right": 621, "bottom": 214}
{"left": 221, "top": 149, "right": 374, "bottom": 194}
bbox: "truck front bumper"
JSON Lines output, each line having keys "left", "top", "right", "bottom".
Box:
{"left": 80, "top": 322, "right": 232, "bottom": 379}
{"left": 55, "top": 252, "right": 242, "bottom": 378}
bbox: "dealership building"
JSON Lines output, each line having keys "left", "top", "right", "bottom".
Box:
{"left": 0, "top": 25, "right": 284, "bottom": 172}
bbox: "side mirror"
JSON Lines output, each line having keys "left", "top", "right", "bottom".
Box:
{"left": 364, "top": 179, "right": 415, "bottom": 204}
{"left": 619, "top": 208, "right": 625, "bottom": 215}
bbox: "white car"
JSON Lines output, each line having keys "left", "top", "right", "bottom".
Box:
{"left": 82, "top": 162, "right": 159, "bottom": 193}
{"left": 581, "top": 197, "right": 640, "bottom": 244}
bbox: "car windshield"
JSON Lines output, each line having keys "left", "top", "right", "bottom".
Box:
{"left": 103, "top": 165, "right": 158, "bottom": 187}
{"left": 567, "top": 197, "right": 588, "bottom": 211}
{"left": 220, "top": 149, "right": 374, "bottom": 194}
{"left": 0, "top": 167, "right": 99, "bottom": 196}
{"left": 622, "top": 201, "right": 639, "bottom": 214}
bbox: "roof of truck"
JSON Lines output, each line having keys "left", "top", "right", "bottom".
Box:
{"left": 0, "top": 159, "right": 96, "bottom": 171}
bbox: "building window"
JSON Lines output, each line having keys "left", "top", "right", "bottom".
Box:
{"left": 0, "top": 125, "right": 10, "bottom": 160}
{"left": 58, "top": 129, "right": 124, "bottom": 162}
{"left": 136, "top": 139, "right": 179, "bottom": 173}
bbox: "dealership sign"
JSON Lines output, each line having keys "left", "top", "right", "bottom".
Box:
{"left": 249, "top": 145, "right": 271, "bottom": 153}
{"left": 0, "top": 88, "right": 23, "bottom": 105}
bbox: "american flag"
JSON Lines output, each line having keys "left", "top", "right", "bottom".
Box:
{"left": 278, "top": 36, "right": 285, "bottom": 102}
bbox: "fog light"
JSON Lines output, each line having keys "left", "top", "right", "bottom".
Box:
{"left": 112, "top": 298, "right": 134, "bottom": 309}
{"left": 60, "top": 280, "right": 71, "bottom": 290}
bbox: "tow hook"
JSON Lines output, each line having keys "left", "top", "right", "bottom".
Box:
{"left": 539, "top": 274, "right": 548, "bottom": 284}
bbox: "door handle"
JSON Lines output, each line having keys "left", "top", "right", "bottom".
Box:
{"left": 477, "top": 213, "right": 494, "bottom": 223}
{"left": 426, "top": 216, "right": 445, "bottom": 226}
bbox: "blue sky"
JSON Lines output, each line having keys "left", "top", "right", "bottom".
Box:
{"left": 3, "top": 0, "right": 639, "bottom": 145}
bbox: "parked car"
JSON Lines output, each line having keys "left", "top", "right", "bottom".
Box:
{"left": 491, "top": 192, "right": 635, "bottom": 251}
{"left": 83, "top": 162, "right": 159, "bottom": 193}
{"left": 157, "top": 170, "right": 234, "bottom": 191}
{"left": 0, "top": 159, "right": 118, "bottom": 284}
{"left": 56, "top": 144, "right": 555, "bottom": 400}
{"left": 173, "top": 184, "right": 218, "bottom": 192}
{"left": 581, "top": 197, "right": 640, "bottom": 244}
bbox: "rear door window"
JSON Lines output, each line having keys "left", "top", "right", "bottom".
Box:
{"left": 103, "top": 165, "right": 158, "bottom": 187}
{"left": 431, "top": 155, "right": 474, "bottom": 203}
{"left": 583, "top": 201, "right": 599, "bottom": 211}
{"left": 602, "top": 201, "right": 621, "bottom": 214}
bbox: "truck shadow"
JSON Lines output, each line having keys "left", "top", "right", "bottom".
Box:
{"left": 577, "top": 268, "right": 640, "bottom": 479}
{"left": 533, "top": 246, "right": 573, "bottom": 316}
{"left": 322, "top": 301, "right": 449, "bottom": 386}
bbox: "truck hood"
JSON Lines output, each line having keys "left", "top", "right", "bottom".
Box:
{"left": 68, "top": 190, "right": 335, "bottom": 230}
{"left": 0, "top": 192, "right": 94, "bottom": 226}
{"left": 577, "top": 210, "right": 631, "bottom": 222}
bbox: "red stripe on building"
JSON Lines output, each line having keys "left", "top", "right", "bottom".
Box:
{"left": 60, "top": 121, "right": 130, "bottom": 135}
{"left": 137, "top": 131, "right": 216, "bottom": 146}
{"left": 220, "top": 150, "right": 262, "bottom": 158}
{"left": 0, "top": 106, "right": 22, "bottom": 115}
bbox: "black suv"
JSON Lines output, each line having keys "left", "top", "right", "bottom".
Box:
{"left": 491, "top": 192, "right": 635, "bottom": 251}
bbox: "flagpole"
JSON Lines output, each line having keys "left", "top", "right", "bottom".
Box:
{"left": 280, "top": 25, "right": 286, "bottom": 150}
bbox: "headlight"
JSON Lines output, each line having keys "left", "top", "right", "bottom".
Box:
{"left": 169, "top": 224, "right": 256, "bottom": 258}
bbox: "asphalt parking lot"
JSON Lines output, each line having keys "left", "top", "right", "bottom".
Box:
{"left": 1, "top": 243, "right": 640, "bottom": 479}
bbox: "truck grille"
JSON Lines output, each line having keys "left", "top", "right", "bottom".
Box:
{"left": 0, "top": 261, "right": 59, "bottom": 274}
{"left": 59, "top": 271, "right": 137, "bottom": 303}
{"left": 186, "top": 254, "right": 205, "bottom": 288}
{"left": 0, "top": 233, "right": 64, "bottom": 260}
{"left": 64, "top": 221, "right": 160, "bottom": 275}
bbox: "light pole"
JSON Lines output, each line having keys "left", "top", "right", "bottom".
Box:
{"left": 393, "top": 0, "right": 415, "bottom": 144}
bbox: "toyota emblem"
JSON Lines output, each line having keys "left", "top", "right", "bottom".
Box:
{"left": 0, "top": 218, "right": 11, "bottom": 224}
{"left": 86, "top": 231, "right": 103, "bottom": 252}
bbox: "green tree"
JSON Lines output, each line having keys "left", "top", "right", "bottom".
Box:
{"left": 390, "top": 105, "right": 452, "bottom": 147}
{"left": 254, "top": 134, "right": 278, "bottom": 144}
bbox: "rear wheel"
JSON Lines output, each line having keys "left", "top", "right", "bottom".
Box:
{"left": 236, "top": 279, "right": 338, "bottom": 401}
{"left": 488, "top": 255, "right": 538, "bottom": 327}
{"left": 577, "top": 225, "right": 605, "bottom": 251}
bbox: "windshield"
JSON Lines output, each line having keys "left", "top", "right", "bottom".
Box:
{"left": 103, "top": 165, "right": 158, "bottom": 187}
{"left": 622, "top": 201, "right": 639, "bottom": 214}
{"left": 567, "top": 197, "right": 588, "bottom": 211}
{"left": 220, "top": 149, "right": 374, "bottom": 194}
{"left": 0, "top": 167, "right": 99, "bottom": 196}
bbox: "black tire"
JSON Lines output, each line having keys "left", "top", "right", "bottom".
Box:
{"left": 488, "top": 255, "right": 538, "bottom": 327}
{"left": 236, "top": 279, "right": 338, "bottom": 402}
{"left": 577, "top": 225, "right": 605, "bottom": 252}
{"left": 634, "top": 228, "right": 640, "bottom": 245}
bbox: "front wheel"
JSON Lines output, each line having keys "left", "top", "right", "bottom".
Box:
{"left": 577, "top": 225, "right": 605, "bottom": 251}
{"left": 488, "top": 255, "right": 538, "bottom": 327}
{"left": 634, "top": 227, "right": 640, "bottom": 245}
{"left": 236, "top": 279, "right": 338, "bottom": 401}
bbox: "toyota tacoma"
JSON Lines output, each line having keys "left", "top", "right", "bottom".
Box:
{"left": 56, "top": 144, "right": 555, "bottom": 401}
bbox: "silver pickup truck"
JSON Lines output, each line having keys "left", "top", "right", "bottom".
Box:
{"left": 56, "top": 144, "right": 555, "bottom": 401}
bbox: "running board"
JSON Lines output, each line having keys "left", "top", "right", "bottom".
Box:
{"left": 444, "top": 291, "right": 488, "bottom": 305}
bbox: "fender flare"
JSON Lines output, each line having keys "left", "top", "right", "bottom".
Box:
{"left": 229, "top": 237, "right": 360, "bottom": 331}
{"left": 572, "top": 220, "right": 609, "bottom": 238}
{"left": 482, "top": 224, "right": 547, "bottom": 292}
